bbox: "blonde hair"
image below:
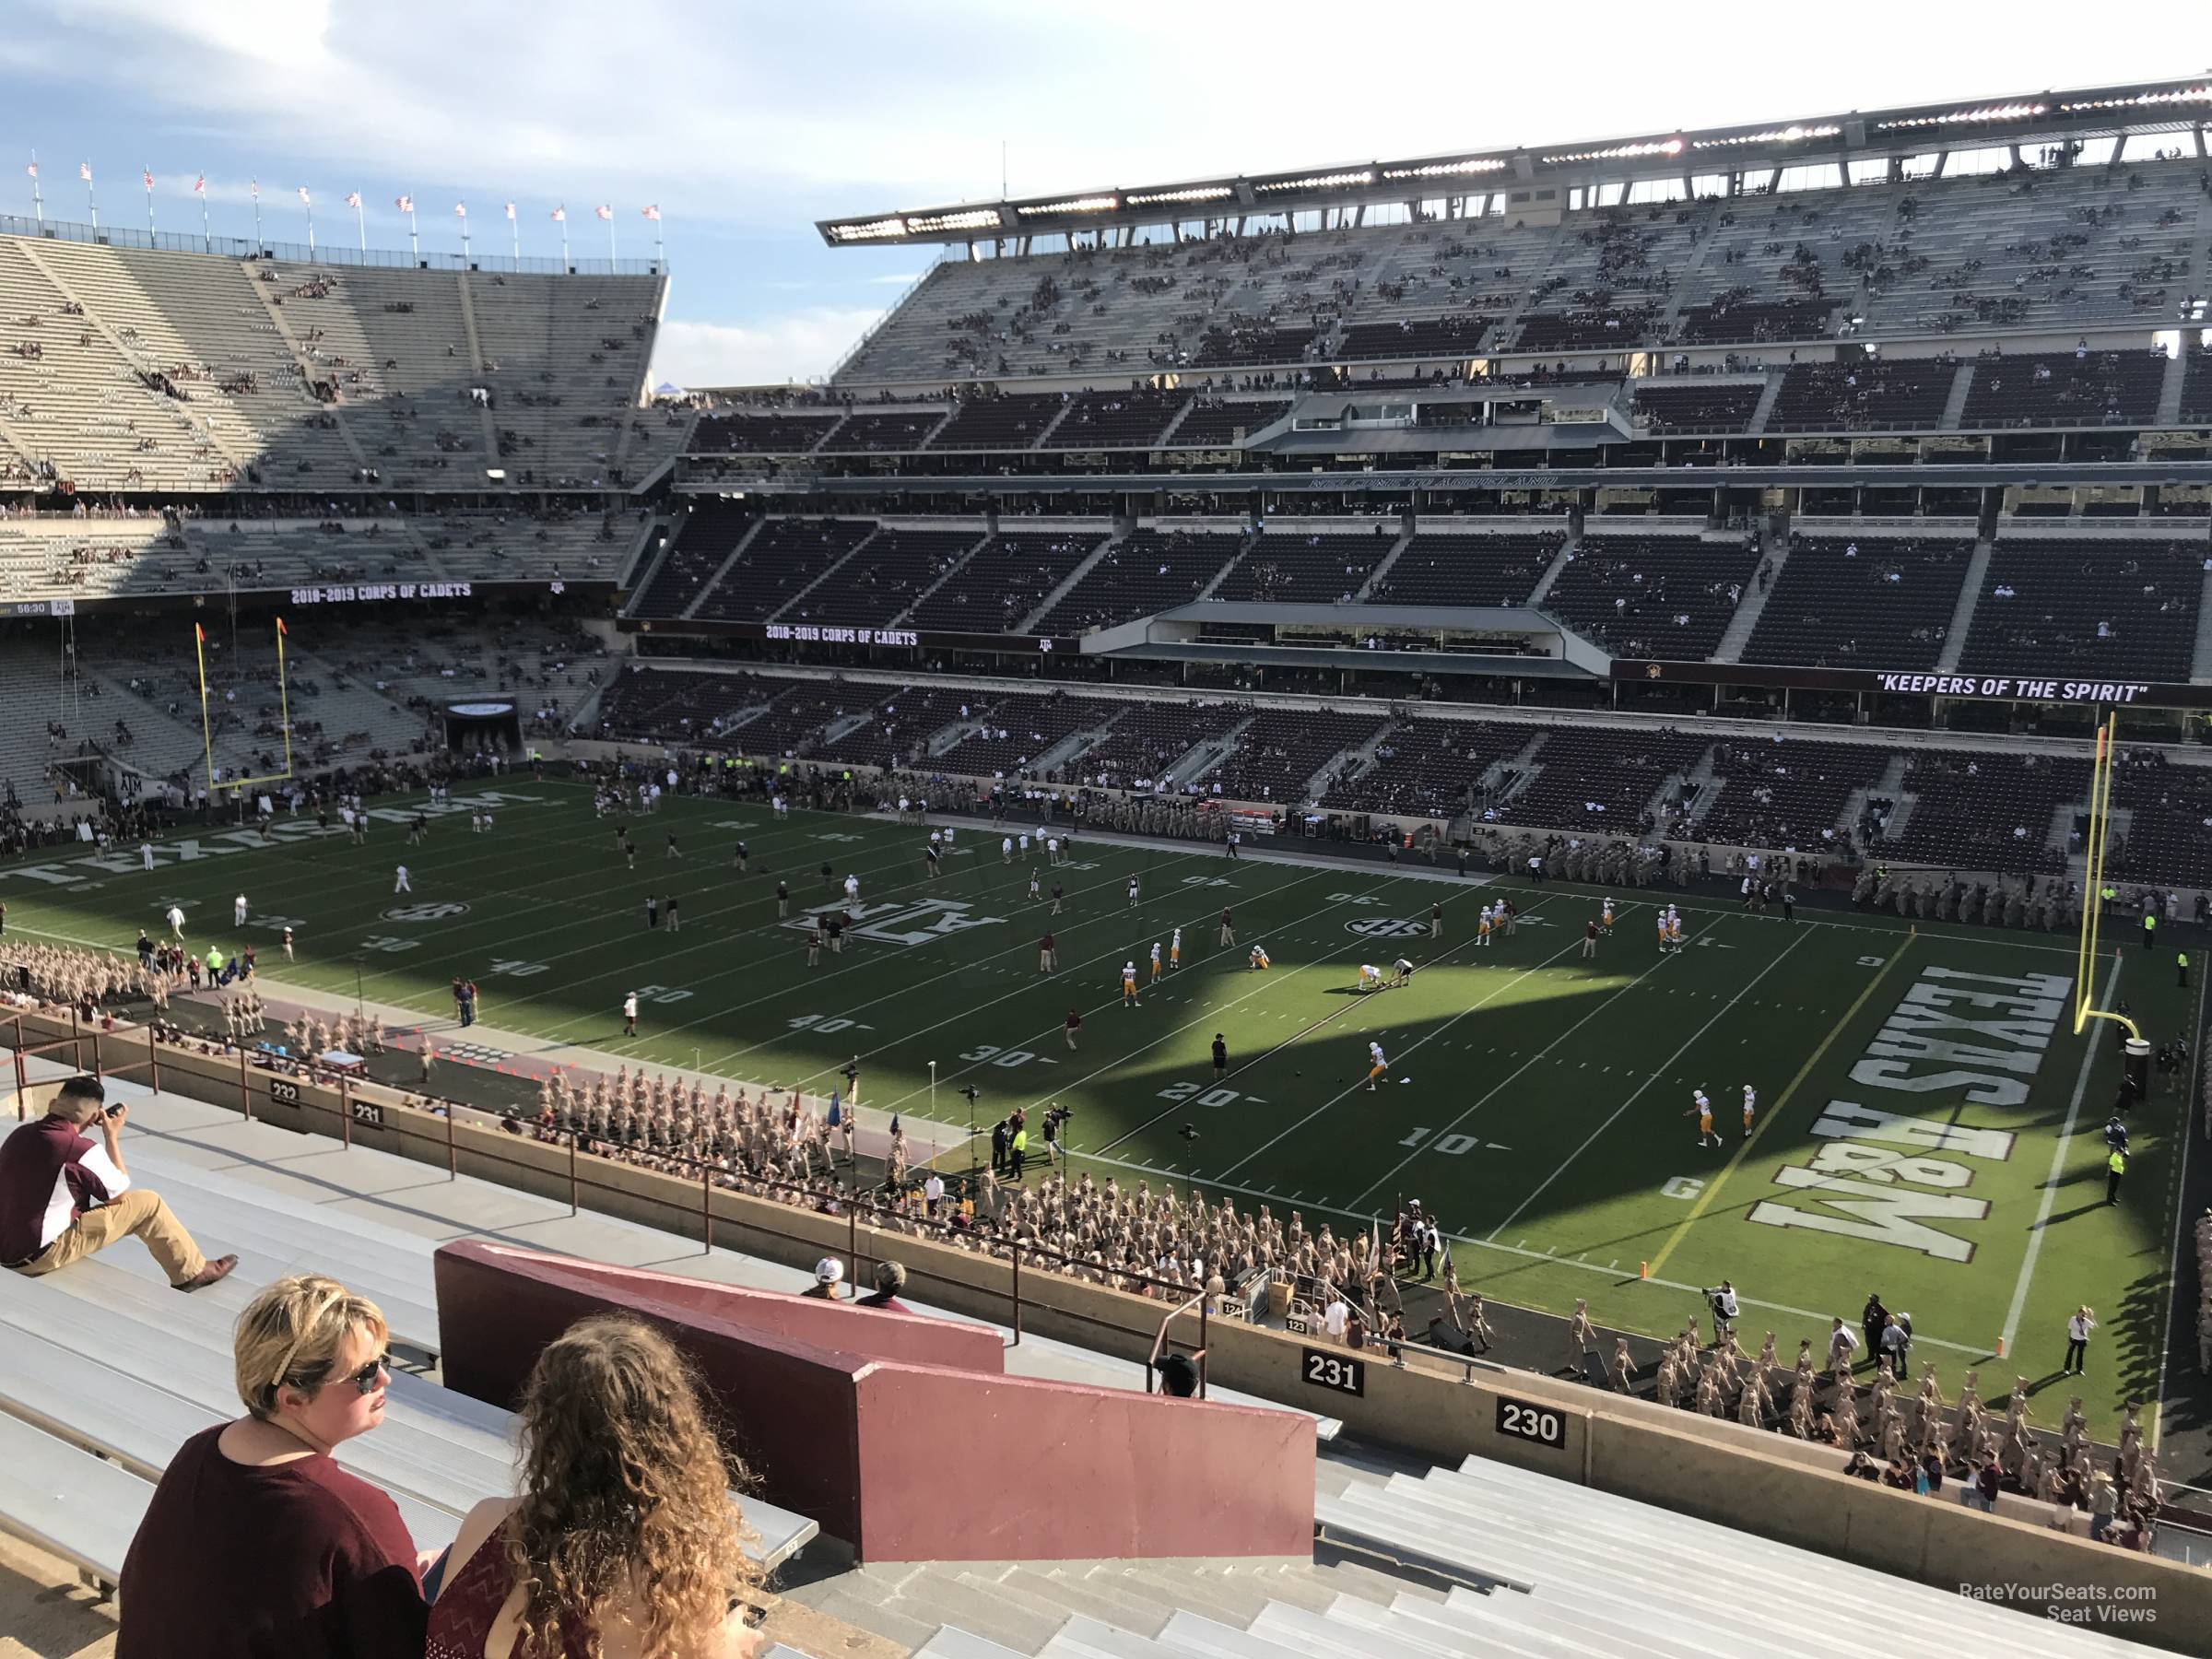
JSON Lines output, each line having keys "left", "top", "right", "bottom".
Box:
{"left": 506, "top": 1316, "right": 758, "bottom": 1658}
{"left": 233, "top": 1274, "right": 389, "bottom": 1418}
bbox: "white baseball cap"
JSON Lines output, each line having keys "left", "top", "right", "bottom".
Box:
{"left": 814, "top": 1256, "right": 844, "bottom": 1284}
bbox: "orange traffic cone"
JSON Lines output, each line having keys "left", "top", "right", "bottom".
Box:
{"left": 1639, "top": 1260, "right": 1650, "bottom": 1280}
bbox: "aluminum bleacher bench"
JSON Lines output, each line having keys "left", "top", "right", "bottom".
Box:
{"left": 0, "top": 1409, "right": 151, "bottom": 1593}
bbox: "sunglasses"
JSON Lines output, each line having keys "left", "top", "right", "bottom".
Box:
{"left": 338, "top": 1352, "right": 392, "bottom": 1395}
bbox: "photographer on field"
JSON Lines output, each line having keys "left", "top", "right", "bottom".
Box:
{"left": 1705, "top": 1279, "right": 1740, "bottom": 1347}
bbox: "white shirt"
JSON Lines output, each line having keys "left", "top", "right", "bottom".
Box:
{"left": 622, "top": 995, "right": 639, "bottom": 1018}
{"left": 1003, "top": 839, "right": 1013, "bottom": 854}
{"left": 166, "top": 907, "right": 183, "bottom": 928}
{"left": 1149, "top": 945, "right": 1160, "bottom": 964}
{"left": 2067, "top": 1312, "right": 2095, "bottom": 1341}
{"left": 26, "top": 1126, "right": 130, "bottom": 1251}
{"left": 394, "top": 865, "right": 409, "bottom": 881}
{"left": 1124, "top": 962, "right": 1135, "bottom": 979}
{"left": 1742, "top": 1086, "right": 1757, "bottom": 1112}
{"left": 1694, "top": 1090, "right": 1710, "bottom": 1114}
{"left": 1323, "top": 1300, "right": 1350, "bottom": 1338}
{"left": 924, "top": 1174, "right": 946, "bottom": 1204}
{"left": 1171, "top": 929, "right": 1182, "bottom": 949}
{"left": 1370, "top": 1042, "right": 1386, "bottom": 1065}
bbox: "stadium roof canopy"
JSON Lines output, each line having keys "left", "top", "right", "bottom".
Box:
{"left": 818, "top": 76, "right": 2211, "bottom": 248}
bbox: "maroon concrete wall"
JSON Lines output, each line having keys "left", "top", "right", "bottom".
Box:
{"left": 433, "top": 1241, "right": 1315, "bottom": 1561}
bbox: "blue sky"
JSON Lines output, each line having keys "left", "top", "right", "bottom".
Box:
{"left": 0, "top": 1, "right": 2202, "bottom": 387}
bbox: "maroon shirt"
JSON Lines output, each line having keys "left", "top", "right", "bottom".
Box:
{"left": 118, "top": 1425, "right": 425, "bottom": 1659}
{"left": 0, "top": 1113, "right": 114, "bottom": 1265}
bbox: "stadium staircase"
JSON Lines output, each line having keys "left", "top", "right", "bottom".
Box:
{"left": 1152, "top": 398, "right": 1198, "bottom": 448}
{"left": 1032, "top": 706, "right": 1128, "bottom": 776}
{"left": 1490, "top": 218, "right": 1577, "bottom": 349}
{"left": 2157, "top": 347, "right": 2190, "bottom": 427}
{"left": 1939, "top": 361, "right": 1977, "bottom": 430}
{"left": 1524, "top": 529, "right": 1583, "bottom": 608}
{"left": 888, "top": 526, "right": 994, "bottom": 627}
{"left": 617, "top": 511, "right": 671, "bottom": 593}
{"left": 1192, "top": 526, "right": 1265, "bottom": 601}
{"left": 1867, "top": 754, "right": 1915, "bottom": 841}
{"left": 681, "top": 518, "right": 766, "bottom": 621}
{"left": 1028, "top": 399, "right": 1077, "bottom": 452}
{"left": 451, "top": 278, "right": 505, "bottom": 462}
{"left": 763, "top": 524, "right": 883, "bottom": 623}
{"left": 1162, "top": 720, "right": 1251, "bottom": 788}
{"left": 1347, "top": 525, "right": 1416, "bottom": 601}
{"left": 1745, "top": 370, "right": 1785, "bottom": 435}
{"left": 244, "top": 276, "right": 377, "bottom": 477}
{"left": 2194, "top": 561, "right": 2212, "bottom": 681}
{"left": 1935, "top": 534, "right": 1996, "bottom": 672}
{"left": 1712, "top": 530, "right": 1783, "bottom": 663}
{"left": 1015, "top": 529, "right": 1123, "bottom": 633}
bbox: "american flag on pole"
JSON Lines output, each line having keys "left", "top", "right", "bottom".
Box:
{"left": 394, "top": 194, "right": 413, "bottom": 212}
{"left": 345, "top": 191, "right": 361, "bottom": 208}
{"left": 454, "top": 202, "right": 466, "bottom": 218}
{"left": 594, "top": 204, "right": 612, "bottom": 220}
{"left": 503, "top": 202, "right": 515, "bottom": 220}
{"left": 193, "top": 175, "right": 206, "bottom": 194}
{"left": 143, "top": 169, "right": 154, "bottom": 191}
{"left": 549, "top": 206, "right": 565, "bottom": 222}
{"left": 250, "top": 179, "right": 260, "bottom": 200}
{"left": 78, "top": 162, "right": 91, "bottom": 182}
{"left": 641, "top": 205, "right": 661, "bottom": 221}
{"left": 297, "top": 186, "right": 311, "bottom": 205}
{"left": 24, "top": 160, "right": 35, "bottom": 180}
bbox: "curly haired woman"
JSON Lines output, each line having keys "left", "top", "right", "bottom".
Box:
{"left": 426, "top": 1315, "right": 761, "bottom": 1658}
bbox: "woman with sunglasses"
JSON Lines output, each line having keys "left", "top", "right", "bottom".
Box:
{"left": 117, "top": 1274, "right": 429, "bottom": 1658}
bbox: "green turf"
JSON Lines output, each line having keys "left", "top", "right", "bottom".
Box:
{"left": 2, "top": 778, "right": 2194, "bottom": 1439}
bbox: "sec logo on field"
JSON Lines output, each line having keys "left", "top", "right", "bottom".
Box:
{"left": 1345, "top": 917, "right": 1427, "bottom": 938}
{"left": 382, "top": 901, "right": 472, "bottom": 922}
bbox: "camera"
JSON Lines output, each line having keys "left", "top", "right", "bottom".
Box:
{"left": 958, "top": 1084, "right": 981, "bottom": 1104}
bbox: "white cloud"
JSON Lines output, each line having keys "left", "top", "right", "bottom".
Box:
{"left": 869, "top": 271, "right": 924, "bottom": 285}
{"left": 652, "top": 308, "right": 888, "bottom": 389}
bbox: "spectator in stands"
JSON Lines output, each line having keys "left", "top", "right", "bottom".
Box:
{"left": 856, "top": 1258, "right": 912, "bottom": 1311}
{"left": 0, "top": 1073, "right": 236, "bottom": 1290}
{"left": 116, "top": 1274, "right": 427, "bottom": 1658}
{"left": 425, "top": 1314, "right": 759, "bottom": 1657}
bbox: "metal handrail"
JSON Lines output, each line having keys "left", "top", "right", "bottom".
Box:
{"left": 1146, "top": 1283, "right": 1211, "bottom": 1399}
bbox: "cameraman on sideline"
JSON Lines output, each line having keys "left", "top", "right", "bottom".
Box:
{"left": 1706, "top": 1279, "right": 1740, "bottom": 1347}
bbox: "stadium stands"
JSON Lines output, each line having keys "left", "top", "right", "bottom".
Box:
{"left": 1630, "top": 379, "right": 1764, "bottom": 433}
{"left": 1071, "top": 699, "right": 1248, "bottom": 790}
{"left": 1322, "top": 718, "right": 1529, "bottom": 818}
{"left": 1048, "top": 388, "right": 1188, "bottom": 448}
{"left": 1541, "top": 528, "right": 1758, "bottom": 660}
{"left": 691, "top": 516, "right": 877, "bottom": 622}
{"left": 935, "top": 690, "right": 1125, "bottom": 776}
{"left": 689, "top": 411, "right": 841, "bottom": 453}
{"left": 816, "top": 407, "right": 949, "bottom": 451}
{"left": 1957, "top": 531, "right": 2206, "bottom": 681}
{"left": 1695, "top": 736, "right": 1891, "bottom": 852}
{"left": 1492, "top": 725, "right": 1710, "bottom": 830}
{"left": 1874, "top": 750, "right": 2092, "bottom": 875}
{"left": 1961, "top": 348, "right": 2167, "bottom": 429}
{"left": 1766, "top": 358, "right": 1960, "bottom": 433}
{"left": 1742, "top": 528, "right": 1976, "bottom": 668}
{"left": 1214, "top": 523, "right": 1395, "bottom": 604}
{"left": 779, "top": 525, "right": 984, "bottom": 628}
{"left": 926, "top": 392, "right": 1066, "bottom": 451}
{"left": 1031, "top": 526, "right": 1247, "bottom": 632}
{"left": 1365, "top": 525, "right": 1560, "bottom": 608}
{"left": 1201, "top": 706, "right": 1389, "bottom": 804}
{"left": 1167, "top": 397, "right": 1290, "bottom": 448}
{"left": 906, "top": 527, "right": 1103, "bottom": 633}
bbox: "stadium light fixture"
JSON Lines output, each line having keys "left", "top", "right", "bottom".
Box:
{"left": 827, "top": 216, "right": 910, "bottom": 242}
{"left": 1124, "top": 184, "right": 1236, "bottom": 206}
{"left": 2059, "top": 85, "right": 2212, "bottom": 111}
{"left": 1877, "top": 103, "right": 2047, "bottom": 130}
{"left": 1254, "top": 170, "right": 1375, "bottom": 194}
{"left": 1380, "top": 158, "right": 1510, "bottom": 181}
{"left": 1016, "top": 194, "right": 1120, "bottom": 218}
{"left": 905, "top": 208, "right": 1001, "bottom": 235}
{"left": 1540, "top": 138, "right": 1685, "bottom": 164}
{"left": 1690, "top": 124, "right": 1841, "bottom": 149}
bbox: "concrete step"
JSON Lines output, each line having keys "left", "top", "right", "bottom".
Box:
{"left": 1936, "top": 534, "right": 1994, "bottom": 672}
{"left": 886, "top": 1572, "right": 1073, "bottom": 1654}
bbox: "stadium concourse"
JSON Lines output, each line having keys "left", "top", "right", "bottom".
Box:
{"left": 6, "top": 67, "right": 2212, "bottom": 1656}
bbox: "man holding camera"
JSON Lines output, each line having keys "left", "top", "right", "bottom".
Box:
{"left": 0, "top": 1075, "right": 236, "bottom": 1291}
{"left": 1706, "top": 1279, "right": 1739, "bottom": 1347}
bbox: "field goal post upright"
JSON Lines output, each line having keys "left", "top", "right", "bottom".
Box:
{"left": 194, "top": 614, "right": 296, "bottom": 807}
{"left": 2076, "top": 711, "right": 2148, "bottom": 1105}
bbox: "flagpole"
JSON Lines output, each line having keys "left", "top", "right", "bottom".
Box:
{"left": 304, "top": 196, "right": 314, "bottom": 255}
{"left": 84, "top": 168, "right": 96, "bottom": 231}
{"left": 197, "top": 182, "right": 210, "bottom": 253}
{"left": 558, "top": 211, "right": 569, "bottom": 271}
{"left": 407, "top": 203, "right": 418, "bottom": 265}
{"left": 28, "top": 152, "right": 41, "bottom": 229}
{"left": 607, "top": 208, "right": 616, "bottom": 265}
{"left": 509, "top": 207, "right": 519, "bottom": 271}
{"left": 354, "top": 198, "right": 365, "bottom": 252}
{"left": 144, "top": 170, "right": 154, "bottom": 239}
{"left": 251, "top": 181, "right": 262, "bottom": 247}
{"left": 458, "top": 206, "right": 470, "bottom": 265}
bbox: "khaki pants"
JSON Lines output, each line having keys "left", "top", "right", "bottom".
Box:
{"left": 17, "top": 1188, "right": 206, "bottom": 1286}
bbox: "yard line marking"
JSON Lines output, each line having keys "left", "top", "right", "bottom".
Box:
{"left": 2152, "top": 959, "right": 2206, "bottom": 1453}
{"left": 1487, "top": 920, "right": 1818, "bottom": 1242}
{"left": 1210, "top": 899, "right": 1603, "bottom": 1184}
{"left": 1642, "top": 934, "right": 1916, "bottom": 1282}
{"left": 1998, "top": 950, "right": 2123, "bottom": 1359}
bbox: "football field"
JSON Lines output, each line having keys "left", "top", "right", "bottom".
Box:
{"left": 4, "top": 778, "right": 2197, "bottom": 1437}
